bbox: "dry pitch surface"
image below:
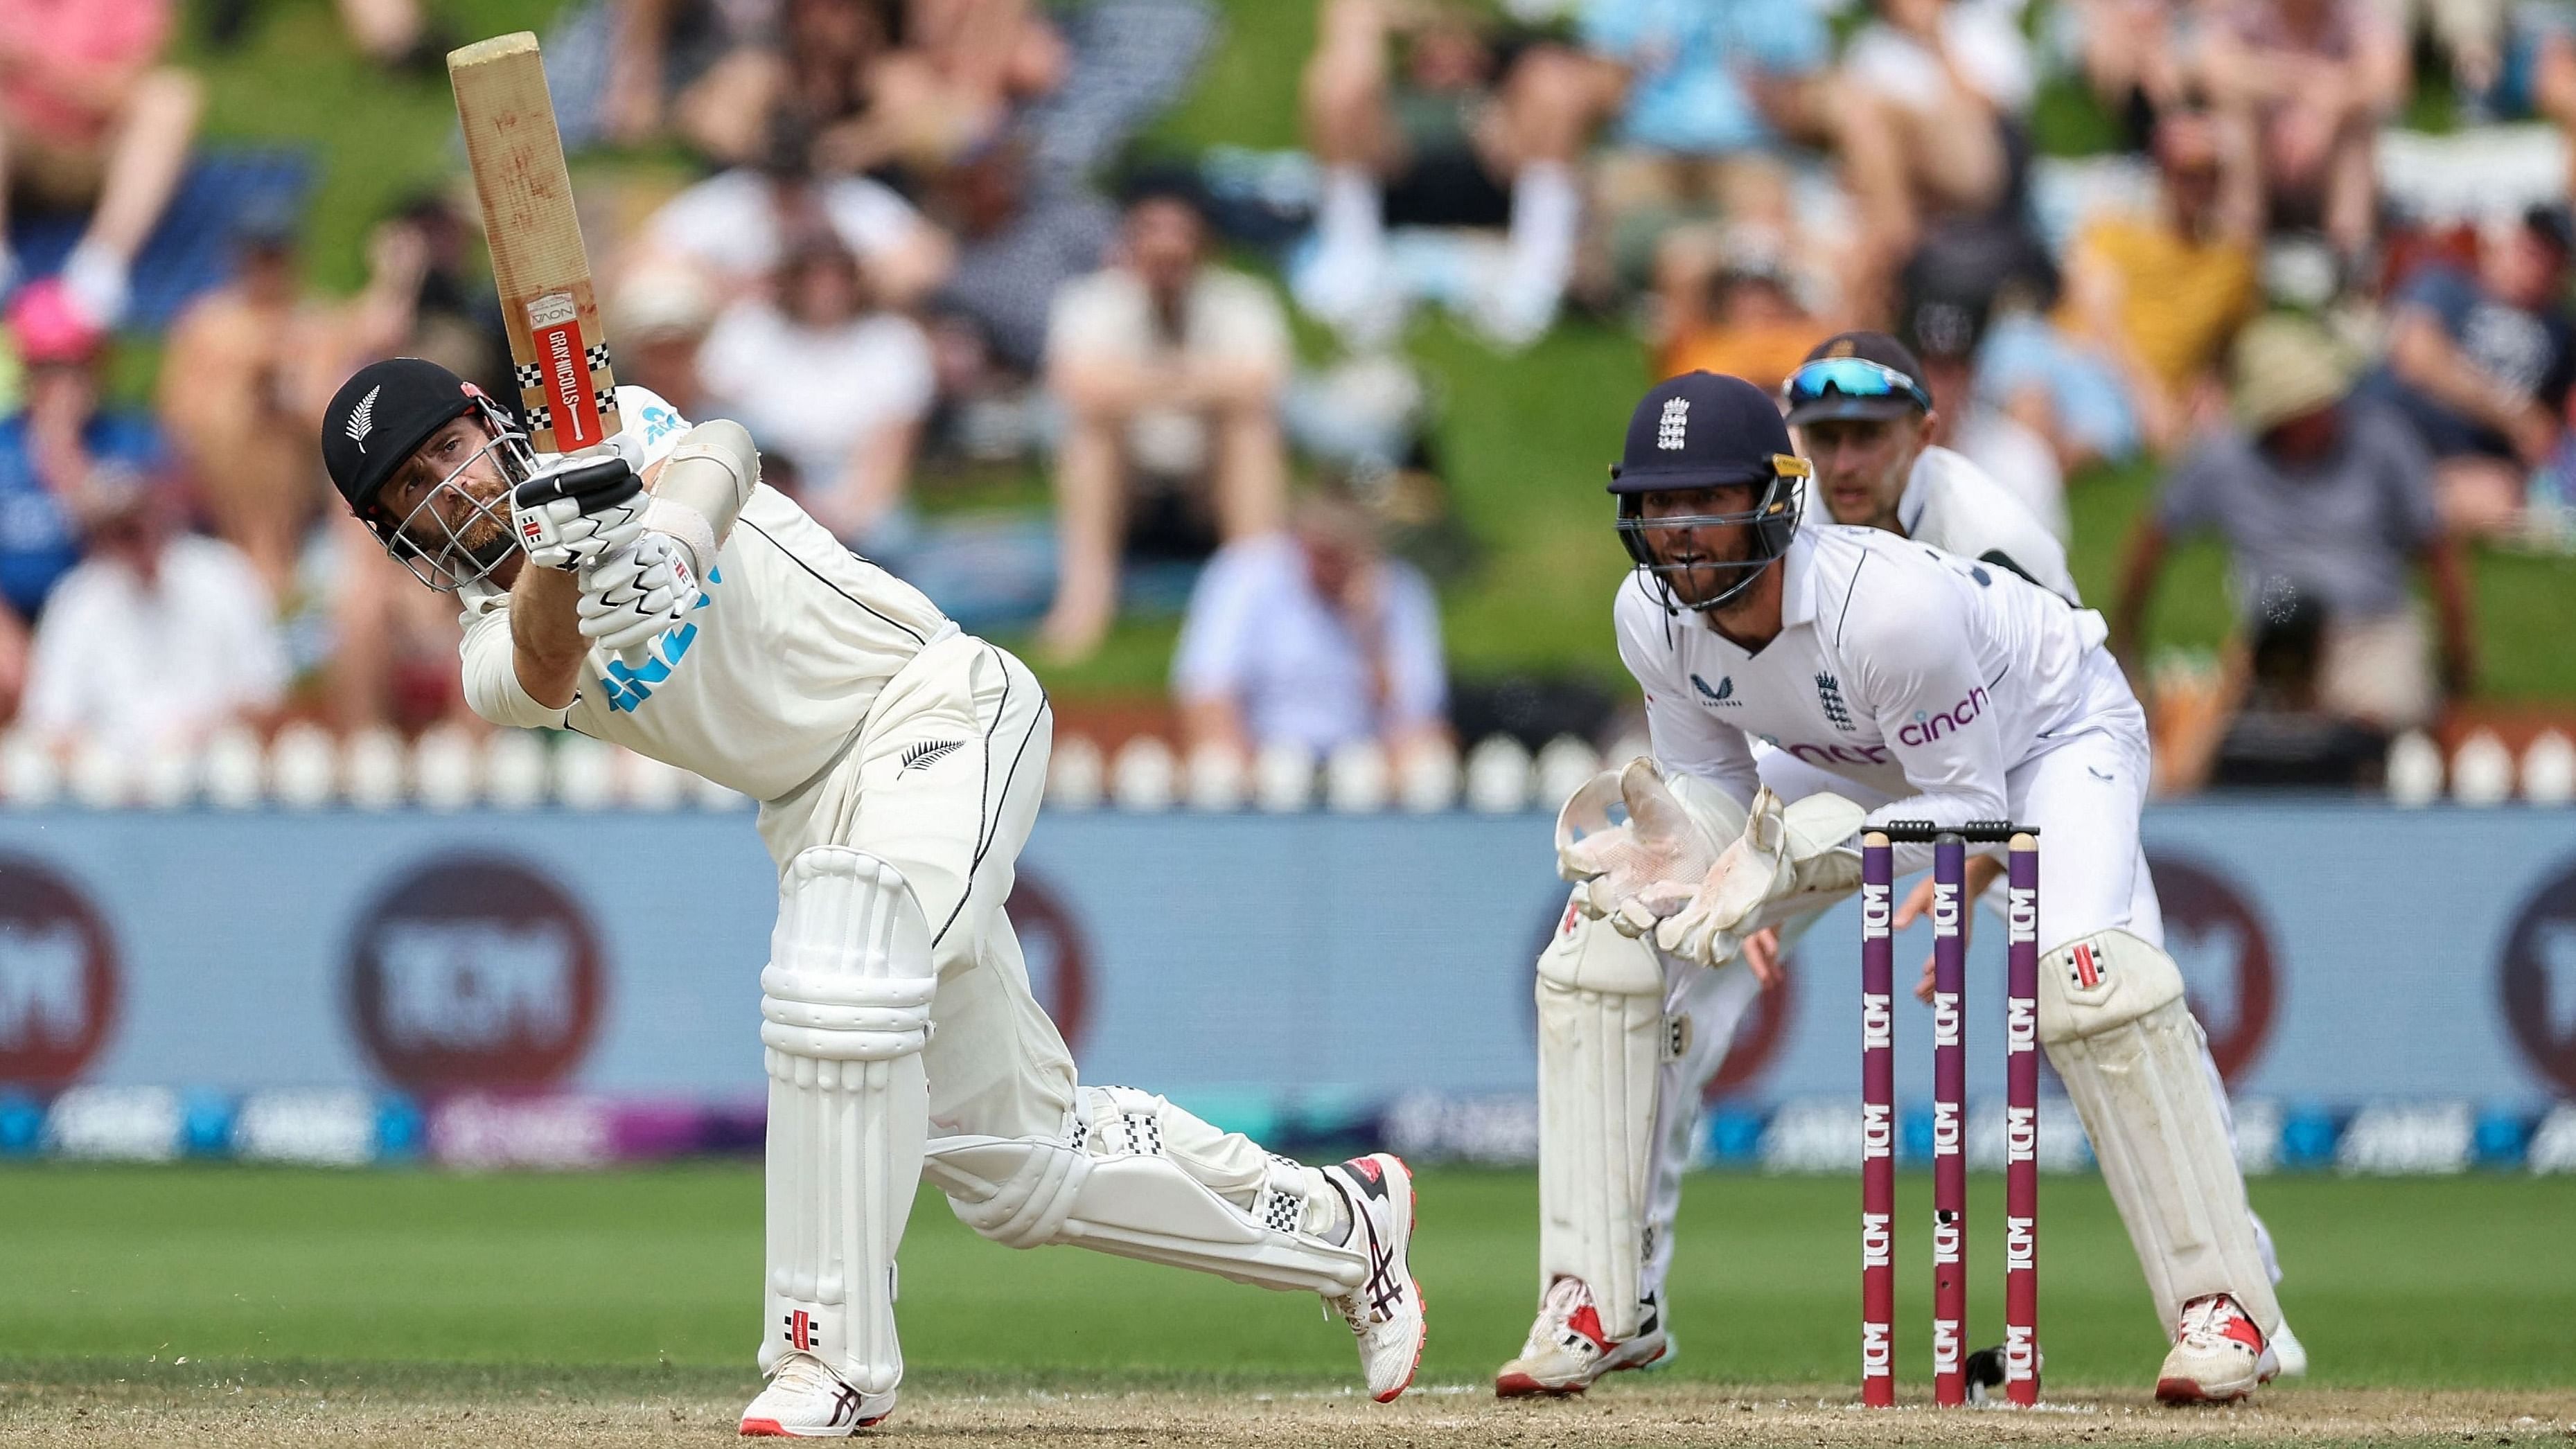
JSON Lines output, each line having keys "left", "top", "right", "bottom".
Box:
{"left": 7, "top": 1379, "right": 2575, "bottom": 1448}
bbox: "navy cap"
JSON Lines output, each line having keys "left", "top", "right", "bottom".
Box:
{"left": 1609, "top": 371, "right": 1797, "bottom": 495}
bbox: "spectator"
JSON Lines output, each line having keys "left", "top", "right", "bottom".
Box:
{"left": 1978, "top": 109, "right": 2261, "bottom": 466}
{"left": 1577, "top": 0, "right": 1847, "bottom": 312}
{"left": 0, "top": 296, "right": 165, "bottom": 715}
{"left": 1294, "top": 0, "right": 1605, "bottom": 347}
{"left": 639, "top": 123, "right": 953, "bottom": 310}
{"left": 698, "top": 235, "right": 935, "bottom": 551}
{"left": 2063, "top": 0, "right": 2194, "bottom": 146}
{"left": 157, "top": 207, "right": 333, "bottom": 600}
{"left": 0, "top": 0, "right": 203, "bottom": 337}
{"left": 2115, "top": 315, "right": 2476, "bottom": 734}
{"left": 325, "top": 513, "right": 470, "bottom": 734}
{"left": 2160, "top": 579, "right": 2392, "bottom": 791}
{"left": 1836, "top": 0, "right": 2038, "bottom": 242}
{"left": 606, "top": 259, "right": 718, "bottom": 419}
{"left": 1041, "top": 181, "right": 1290, "bottom": 662}
{"left": 1657, "top": 228, "right": 1825, "bottom": 393}
{"left": 819, "top": 0, "right": 1067, "bottom": 178}
{"left": 1174, "top": 486, "right": 1449, "bottom": 772}
{"left": 19, "top": 470, "right": 285, "bottom": 757}
{"left": 590, "top": 0, "right": 789, "bottom": 162}
{"left": 1896, "top": 263, "right": 2069, "bottom": 542}
{"left": 2198, "top": 0, "right": 2406, "bottom": 258}
{"left": 2362, "top": 206, "right": 2576, "bottom": 540}
{"left": 923, "top": 136, "right": 1115, "bottom": 384}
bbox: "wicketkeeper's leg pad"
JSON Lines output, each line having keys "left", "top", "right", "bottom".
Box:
{"left": 759, "top": 847, "right": 937, "bottom": 1394}
{"left": 1536, "top": 895, "right": 1666, "bottom": 1341}
{"left": 921, "top": 1085, "right": 1366, "bottom": 1295}
{"left": 2038, "top": 927, "right": 2282, "bottom": 1339}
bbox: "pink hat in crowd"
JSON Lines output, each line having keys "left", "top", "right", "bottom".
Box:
{"left": 6, "top": 278, "right": 107, "bottom": 367}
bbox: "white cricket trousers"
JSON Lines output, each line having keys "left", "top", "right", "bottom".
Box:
{"left": 757, "top": 632, "right": 1280, "bottom": 1185}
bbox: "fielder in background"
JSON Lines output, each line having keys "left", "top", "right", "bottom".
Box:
{"left": 1497, "top": 368, "right": 2296, "bottom": 1405}
{"left": 318, "top": 359, "right": 1426, "bottom": 1437}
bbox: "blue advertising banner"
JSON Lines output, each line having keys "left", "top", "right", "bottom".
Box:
{"left": 1, "top": 804, "right": 2572, "bottom": 1112}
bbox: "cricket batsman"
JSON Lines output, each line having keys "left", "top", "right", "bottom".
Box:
{"left": 1495, "top": 368, "right": 2293, "bottom": 1405}
{"left": 319, "top": 359, "right": 1426, "bottom": 1435}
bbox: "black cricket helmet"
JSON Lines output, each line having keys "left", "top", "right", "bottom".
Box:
{"left": 321, "top": 357, "right": 536, "bottom": 590}
{"left": 1610, "top": 371, "right": 1810, "bottom": 613}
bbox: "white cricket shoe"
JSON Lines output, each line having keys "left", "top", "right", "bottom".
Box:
{"left": 1323, "top": 1153, "right": 1427, "bottom": 1402}
{"left": 2155, "top": 1292, "right": 2268, "bottom": 1404}
{"left": 2262, "top": 1318, "right": 2309, "bottom": 1380}
{"left": 1494, "top": 1277, "right": 1670, "bottom": 1397}
{"left": 739, "top": 1351, "right": 896, "bottom": 1437}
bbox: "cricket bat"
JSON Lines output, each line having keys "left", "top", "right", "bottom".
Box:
{"left": 448, "top": 32, "right": 620, "bottom": 456}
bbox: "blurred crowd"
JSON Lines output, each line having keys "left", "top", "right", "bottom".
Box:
{"left": 3, "top": 0, "right": 2573, "bottom": 796}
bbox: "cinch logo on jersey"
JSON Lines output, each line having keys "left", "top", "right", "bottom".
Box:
{"left": 1896, "top": 685, "right": 1988, "bottom": 747}
{"left": 1690, "top": 673, "right": 1737, "bottom": 706}
{"left": 600, "top": 565, "right": 720, "bottom": 712}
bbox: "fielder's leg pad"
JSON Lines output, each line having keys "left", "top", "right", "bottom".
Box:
{"left": 1534, "top": 900, "right": 1665, "bottom": 1342}
{"left": 759, "top": 847, "right": 938, "bottom": 1395}
{"left": 923, "top": 1085, "right": 1366, "bottom": 1295}
{"left": 2037, "top": 928, "right": 2282, "bottom": 1339}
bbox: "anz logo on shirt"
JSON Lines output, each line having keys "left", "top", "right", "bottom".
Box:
{"left": 600, "top": 565, "right": 720, "bottom": 713}
{"left": 1689, "top": 673, "right": 1739, "bottom": 707}
{"left": 636, "top": 405, "right": 684, "bottom": 447}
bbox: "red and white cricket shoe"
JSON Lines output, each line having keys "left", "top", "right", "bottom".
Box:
{"left": 1494, "top": 1277, "right": 1670, "bottom": 1397}
{"left": 739, "top": 1351, "right": 896, "bottom": 1437}
{"left": 1323, "top": 1153, "right": 1427, "bottom": 1403}
{"left": 2155, "top": 1292, "right": 2268, "bottom": 1404}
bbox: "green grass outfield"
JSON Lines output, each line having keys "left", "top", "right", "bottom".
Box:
{"left": 1, "top": 1165, "right": 2570, "bottom": 1395}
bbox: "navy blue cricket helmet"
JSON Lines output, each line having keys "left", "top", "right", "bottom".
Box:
{"left": 1609, "top": 371, "right": 1810, "bottom": 613}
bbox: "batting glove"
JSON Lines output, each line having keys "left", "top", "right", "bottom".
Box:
{"left": 577, "top": 531, "right": 700, "bottom": 652}
{"left": 513, "top": 452, "right": 645, "bottom": 573}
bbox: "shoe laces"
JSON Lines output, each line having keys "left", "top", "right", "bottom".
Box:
{"left": 768, "top": 1351, "right": 844, "bottom": 1396}
{"left": 2177, "top": 1294, "right": 2264, "bottom": 1353}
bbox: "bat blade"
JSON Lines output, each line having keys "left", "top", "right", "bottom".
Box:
{"left": 448, "top": 31, "right": 619, "bottom": 454}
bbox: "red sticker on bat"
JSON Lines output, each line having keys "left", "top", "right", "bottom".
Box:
{"left": 529, "top": 291, "right": 603, "bottom": 450}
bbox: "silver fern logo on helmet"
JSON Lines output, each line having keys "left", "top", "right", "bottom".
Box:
{"left": 1657, "top": 397, "right": 1689, "bottom": 450}
{"left": 343, "top": 385, "right": 382, "bottom": 452}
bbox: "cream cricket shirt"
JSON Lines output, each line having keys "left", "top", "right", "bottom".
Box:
{"left": 1616, "top": 523, "right": 2111, "bottom": 849}
{"left": 457, "top": 386, "right": 954, "bottom": 801}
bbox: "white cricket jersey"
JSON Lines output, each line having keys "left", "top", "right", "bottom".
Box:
{"left": 1802, "top": 445, "right": 2078, "bottom": 603}
{"left": 458, "top": 386, "right": 955, "bottom": 801}
{"left": 1617, "top": 522, "right": 2113, "bottom": 839}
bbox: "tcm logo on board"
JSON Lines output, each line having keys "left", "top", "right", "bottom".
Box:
{"left": 0, "top": 857, "right": 118, "bottom": 1092}
{"left": 1007, "top": 871, "right": 1092, "bottom": 1054}
{"left": 2147, "top": 853, "right": 2279, "bottom": 1083}
{"left": 346, "top": 855, "right": 605, "bottom": 1092}
{"left": 2500, "top": 858, "right": 2576, "bottom": 1097}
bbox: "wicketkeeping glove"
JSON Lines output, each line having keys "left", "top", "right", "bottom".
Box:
{"left": 1555, "top": 756, "right": 1740, "bottom": 933}
{"left": 577, "top": 531, "right": 701, "bottom": 652}
{"left": 1654, "top": 786, "right": 1867, "bottom": 966}
{"left": 512, "top": 452, "right": 645, "bottom": 573}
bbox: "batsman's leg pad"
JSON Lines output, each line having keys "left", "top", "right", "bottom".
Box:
{"left": 759, "top": 848, "right": 937, "bottom": 1394}
{"left": 2038, "top": 928, "right": 2282, "bottom": 1339}
{"left": 1536, "top": 897, "right": 1666, "bottom": 1341}
{"left": 922, "top": 1085, "right": 1366, "bottom": 1295}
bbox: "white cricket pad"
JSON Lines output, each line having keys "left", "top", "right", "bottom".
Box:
{"left": 2037, "top": 928, "right": 2282, "bottom": 1338}
{"left": 921, "top": 1085, "right": 1366, "bottom": 1295}
{"left": 759, "top": 848, "right": 937, "bottom": 1394}
{"left": 1535, "top": 897, "right": 1666, "bottom": 1340}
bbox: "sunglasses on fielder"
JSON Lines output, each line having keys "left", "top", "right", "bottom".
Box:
{"left": 1785, "top": 357, "right": 1932, "bottom": 415}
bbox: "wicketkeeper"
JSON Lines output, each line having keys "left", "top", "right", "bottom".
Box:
{"left": 1497, "top": 371, "right": 2294, "bottom": 1405}
{"left": 319, "top": 359, "right": 1427, "bottom": 1437}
